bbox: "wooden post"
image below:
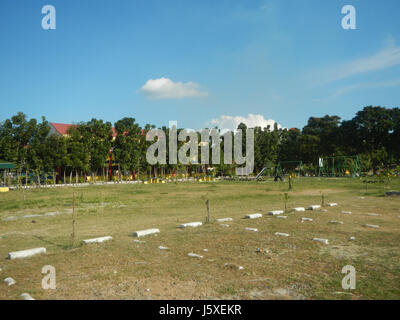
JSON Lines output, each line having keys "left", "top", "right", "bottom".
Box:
{"left": 71, "top": 192, "right": 76, "bottom": 247}
{"left": 206, "top": 199, "right": 210, "bottom": 223}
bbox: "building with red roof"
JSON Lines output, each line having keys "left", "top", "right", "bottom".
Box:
{"left": 49, "top": 123, "right": 118, "bottom": 139}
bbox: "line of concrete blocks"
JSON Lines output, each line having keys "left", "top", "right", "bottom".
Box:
{"left": 245, "top": 213, "right": 263, "bottom": 219}
{"left": 8, "top": 247, "right": 46, "bottom": 260}
{"left": 216, "top": 218, "right": 233, "bottom": 222}
{"left": 180, "top": 222, "right": 203, "bottom": 228}
{"left": 329, "top": 220, "right": 344, "bottom": 225}
{"left": 364, "top": 224, "right": 379, "bottom": 229}
{"left": 20, "top": 293, "right": 35, "bottom": 300}
{"left": 275, "top": 232, "right": 290, "bottom": 237}
{"left": 133, "top": 228, "right": 160, "bottom": 237}
{"left": 245, "top": 227, "right": 258, "bottom": 232}
{"left": 313, "top": 238, "right": 329, "bottom": 244}
{"left": 4, "top": 277, "right": 16, "bottom": 286}
{"left": 268, "top": 210, "right": 284, "bottom": 216}
{"left": 83, "top": 236, "right": 112, "bottom": 244}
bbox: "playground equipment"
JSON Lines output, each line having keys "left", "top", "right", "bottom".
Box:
{"left": 255, "top": 166, "right": 273, "bottom": 179}
{"left": 0, "top": 161, "right": 15, "bottom": 187}
{"left": 256, "top": 161, "right": 304, "bottom": 180}
{"left": 318, "top": 155, "right": 360, "bottom": 177}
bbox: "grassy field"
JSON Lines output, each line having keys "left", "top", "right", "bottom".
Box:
{"left": 0, "top": 177, "right": 399, "bottom": 300}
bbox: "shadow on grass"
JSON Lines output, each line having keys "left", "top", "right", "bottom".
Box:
{"left": 32, "top": 235, "right": 83, "bottom": 250}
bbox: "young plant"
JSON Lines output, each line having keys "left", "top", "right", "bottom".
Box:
{"left": 283, "top": 193, "right": 289, "bottom": 213}
{"left": 321, "top": 191, "right": 325, "bottom": 207}
{"left": 288, "top": 176, "right": 293, "bottom": 191}
{"left": 201, "top": 195, "right": 211, "bottom": 223}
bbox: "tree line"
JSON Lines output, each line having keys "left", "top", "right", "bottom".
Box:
{"left": 0, "top": 106, "right": 399, "bottom": 184}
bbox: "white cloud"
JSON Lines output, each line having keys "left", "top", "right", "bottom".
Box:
{"left": 333, "top": 78, "right": 400, "bottom": 97}
{"left": 311, "top": 40, "right": 400, "bottom": 85}
{"left": 139, "top": 77, "right": 208, "bottom": 99}
{"left": 206, "top": 113, "right": 282, "bottom": 132}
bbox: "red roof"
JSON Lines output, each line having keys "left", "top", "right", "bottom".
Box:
{"left": 50, "top": 123, "right": 117, "bottom": 138}
{"left": 50, "top": 123, "right": 77, "bottom": 135}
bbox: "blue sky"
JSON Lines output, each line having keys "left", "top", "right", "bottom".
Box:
{"left": 0, "top": 0, "right": 399, "bottom": 130}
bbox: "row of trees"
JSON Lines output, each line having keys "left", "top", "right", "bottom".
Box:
{"left": 0, "top": 106, "right": 399, "bottom": 184}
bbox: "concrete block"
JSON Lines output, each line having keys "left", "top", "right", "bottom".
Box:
{"left": 341, "top": 211, "right": 352, "bottom": 215}
{"left": 301, "top": 217, "right": 313, "bottom": 222}
{"left": 2, "top": 216, "right": 17, "bottom": 221}
{"left": 268, "top": 210, "right": 284, "bottom": 216}
{"left": 329, "top": 220, "right": 344, "bottom": 225}
{"left": 293, "top": 207, "right": 305, "bottom": 212}
{"left": 8, "top": 247, "right": 46, "bottom": 260}
{"left": 180, "top": 222, "right": 202, "bottom": 228}
{"left": 275, "top": 232, "right": 289, "bottom": 237}
{"left": 20, "top": 293, "right": 35, "bottom": 300}
{"left": 276, "top": 216, "right": 287, "bottom": 219}
{"left": 133, "top": 228, "right": 160, "bottom": 237}
{"left": 4, "top": 277, "right": 16, "bottom": 286}
{"left": 22, "top": 214, "right": 42, "bottom": 219}
{"left": 313, "top": 238, "right": 329, "bottom": 244}
{"left": 245, "top": 227, "right": 258, "bottom": 232}
{"left": 83, "top": 236, "right": 112, "bottom": 244}
{"left": 188, "top": 253, "right": 203, "bottom": 259}
{"left": 216, "top": 218, "right": 233, "bottom": 222}
{"left": 308, "top": 205, "right": 321, "bottom": 210}
{"left": 44, "top": 212, "right": 60, "bottom": 216}
{"left": 327, "top": 203, "right": 338, "bottom": 207}
{"left": 224, "top": 263, "right": 244, "bottom": 270}
{"left": 364, "top": 224, "right": 379, "bottom": 229}
{"left": 158, "top": 246, "right": 169, "bottom": 250}
{"left": 245, "top": 213, "right": 262, "bottom": 219}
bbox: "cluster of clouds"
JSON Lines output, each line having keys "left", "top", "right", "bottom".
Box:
{"left": 138, "top": 78, "right": 282, "bottom": 132}
{"left": 206, "top": 113, "right": 282, "bottom": 132}
{"left": 139, "top": 77, "right": 208, "bottom": 99}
